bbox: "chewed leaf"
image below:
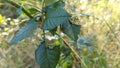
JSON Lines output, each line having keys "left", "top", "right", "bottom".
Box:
{"left": 10, "top": 17, "right": 39, "bottom": 45}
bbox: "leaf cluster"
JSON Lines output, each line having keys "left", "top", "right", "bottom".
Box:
{"left": 8, "top": 0, "right": 94, "bottom": 68}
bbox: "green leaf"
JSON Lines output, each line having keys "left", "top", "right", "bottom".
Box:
{"left": 10, "top": 17, "right": 39, "bottom": 45}
{"left": 42, "top": 1, "right": 71, "bottom": 30}
{"left": 28, "top": 8, "right": 38, "bottom": 14}
{"left": 61, "top": 21, "right": 80, "bottom": 41}
{"left": 35, "top": 42, "right": 60, "bottom": 68}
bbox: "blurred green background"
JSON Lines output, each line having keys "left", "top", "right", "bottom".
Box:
{"left": 0, "top": 0, "right": 120, "bottom": 68}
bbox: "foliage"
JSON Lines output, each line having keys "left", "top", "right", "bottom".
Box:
{"left": 0, "top": 0, "right": 120, "bottom": 68}
{"left": 61, "top": 21, "right": 80, "bottom": 41}
{"left": 10, "top": 17, "right": 39, "bottom": 44}
{"left": 35, "top": 42, "right": 60, "bottom": 68}
{"left": 7, "top": 0, "right": 92, "bottom": 68}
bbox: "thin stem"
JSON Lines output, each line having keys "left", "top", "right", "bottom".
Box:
{"left": 62, "top": 38, "right": 81, "bottom": 59}
{"left": 42, "top": 0, "right": 45, "bottom": 8}
{"left": 56, "top": 33, "right": 81, "bottom": 60}
{"left": 7, "top": 0, "right": 33, "bottom": 18}
{"left": 57, "top": 33, "right": 89, "bottom": 68}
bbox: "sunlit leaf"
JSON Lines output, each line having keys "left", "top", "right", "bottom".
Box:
{"left": 10, "top": 17, "right": 39, "bottom": 45}
{"left": 0, "top": 14, "right": 3, "bottom": 25}
{"left": 28, "top": 8, "right": 38, "bottom": 14}
{"left": 35, "top": 42, "right": 60, "bottom": 68}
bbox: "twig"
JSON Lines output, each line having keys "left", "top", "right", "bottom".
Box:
{"left": 7, "top": 0, "right": 33, "bottom": 18}
{"left": 56, "top": 33, "right": 81, "bottom": 60}
{"left": 59, "top": 34, "right": 89, "bottom": 68}
{"left": 62, "top": 38, "right": 81, "bottom": 60}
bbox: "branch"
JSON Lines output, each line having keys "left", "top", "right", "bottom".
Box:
{"left": 7, "top": 0, "right": 33, "bottom": 18}
{"left": 56, "top": 33, "right": 81, "bottom": 60}
{"left": 61, "top": 37, "right": 81, "bottom": 60}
